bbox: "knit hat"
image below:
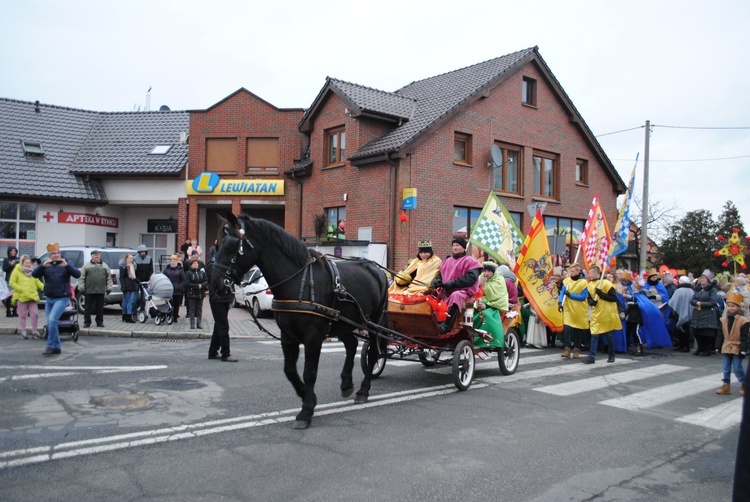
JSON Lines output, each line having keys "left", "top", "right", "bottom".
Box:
{"left": 678, "top": 276, "right": 692, "bottom": 285}
{"left": 482, "top": 261, "right": 498, "bottom": 272}
{"left": 191, "top": 250, "right": 199, "bottom": 255}
{"left": 136, "top": 244, "right": 148, "bottom": 253}
{"left": 700, "top": 269, "right": 715, "bottom": 281}
{"left": 451, "top": 236, "right": 467, "bottom": 249}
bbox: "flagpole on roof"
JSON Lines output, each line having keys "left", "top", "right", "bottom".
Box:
{"left": 640, "top": 120, "right": 651, "bottom": 271}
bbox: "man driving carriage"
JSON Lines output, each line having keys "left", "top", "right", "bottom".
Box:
{"left": 431, "top": 237, "right": 483, "bottom": 333}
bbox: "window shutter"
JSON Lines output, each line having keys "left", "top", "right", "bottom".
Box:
{"left": 206, "top": 139, "right": 237, "bottom": 173}
{"left": 246, "top": 138, "right": 279, "bottom": 173}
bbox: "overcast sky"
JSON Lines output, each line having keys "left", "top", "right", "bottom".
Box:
{"left": 2, "top": 0, "right": 748, "bottom": 229}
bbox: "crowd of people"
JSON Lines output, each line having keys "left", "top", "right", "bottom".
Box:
{"left": 387, "top": 238, "right": 749, "bottom": 396}
{"left": 1, "top": 237, "right": 237, "bottom": 362}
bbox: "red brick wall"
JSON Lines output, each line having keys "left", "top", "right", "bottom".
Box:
{"left": 330, "top": 62, "right": 621, "bottom": 268}
{"left": 187, "top": 89, "right": 305, "bottom": 235}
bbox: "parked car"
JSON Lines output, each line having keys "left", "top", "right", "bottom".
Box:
{"left": 37, "top": 246, "right": 137, "bottom": 313}
{"left": 233, "top": 266, "right": 273, "bottom": 317}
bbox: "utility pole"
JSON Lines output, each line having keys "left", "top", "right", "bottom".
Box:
{"left": 640, "top": 120, "right": 650, "bottom": 270}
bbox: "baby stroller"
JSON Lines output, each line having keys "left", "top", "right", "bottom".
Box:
{"left": 138, "top": 273, "right": 174, "bottom": 325}
{"left": 43, "top": 288, "right": 81, "bottom": 342}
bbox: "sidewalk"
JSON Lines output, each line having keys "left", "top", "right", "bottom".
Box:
{"left": 0, "top": 297, "right": 275, "bottom": 340}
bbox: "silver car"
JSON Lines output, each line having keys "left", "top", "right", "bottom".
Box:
{"left": 233, "top": 266, "right": 274, "bottom": 317}
{"left": 38, "top": 246, "right": 136, "bottom": 313}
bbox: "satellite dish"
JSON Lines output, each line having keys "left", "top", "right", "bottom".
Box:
{"left": 491, "top": 144, "right": 503, "bottom": 167}
{"left": 159, "top": 105, "right": 171, "bottom": 112}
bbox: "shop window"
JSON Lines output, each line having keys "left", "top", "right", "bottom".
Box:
{"left": 246, "top": 138, "right": 279, "bottom": 174}
{"left": 452, "top": 206, "right": 481, "bottom": 238}
{"left": 206, "top": 138, "right": 237, "bottom": 174}
{"left": 326, "top": 207, "right": 346, "bottom": 239}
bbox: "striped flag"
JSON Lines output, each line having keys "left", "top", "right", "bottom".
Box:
{"left": 513, "top": 209, "right": 563, "bottom": 331}
{"left": 469, "top": 192, "right": 525, "bottom": 266}
{"left": 580, "top": 195, "right": 611, "bottom": 272}
{"left": 609, "top": 165, "right": 637, "bottom": 259}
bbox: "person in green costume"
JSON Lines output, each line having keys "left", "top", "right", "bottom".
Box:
{"left": 473, "top": 261, "right": 509, "bottom": 347}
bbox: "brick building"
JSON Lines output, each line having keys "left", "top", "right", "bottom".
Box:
{"left": 291, "top": 46, "right": 626, "bottom": 269}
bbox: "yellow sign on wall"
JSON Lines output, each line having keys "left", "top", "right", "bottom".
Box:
{"left": 186, "top": 172, "right": 284, "bottom": 196}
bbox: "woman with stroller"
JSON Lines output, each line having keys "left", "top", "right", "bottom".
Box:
{"left": 185, "top": 255, "right": 208, "bottom": 329}
{"left": 32, "top": 244, "right": 81, "bottom": 356}
{"left": 9, "top": 255, "right": 44, "bottom": 339}
{"left": 162, "top": 254, "right": 185, "bottom": 322}
{"left": 119, "top": 253, "right": 138, "bottom": 323}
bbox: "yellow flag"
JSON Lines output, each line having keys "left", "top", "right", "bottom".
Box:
{"left": 513, "top": 209, "right": 563, "bottom": 332}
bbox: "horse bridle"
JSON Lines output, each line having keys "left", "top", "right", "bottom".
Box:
{"left": 213, "top": 228, "right": 257, "bottom": 289}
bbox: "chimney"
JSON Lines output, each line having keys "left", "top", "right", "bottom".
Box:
{"left": 34, "top": 100, "right": 40, "bottom": 113}
{"left": 145, "top": 87, "right": 151, "bottom": 112}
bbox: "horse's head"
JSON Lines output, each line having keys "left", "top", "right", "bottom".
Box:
{"left": 211, "top": 211, "right": 259, "bottom": 293}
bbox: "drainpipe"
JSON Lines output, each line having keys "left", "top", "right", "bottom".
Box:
{"left": 386, "top": 151, "right": 398, "bottom": 270}
{"left": 291, "top": 171, "right": 304, "bottom": 239}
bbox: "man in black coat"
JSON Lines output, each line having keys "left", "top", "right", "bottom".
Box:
{"left": 207, "top": 258, "right": 238, "bottom": 362}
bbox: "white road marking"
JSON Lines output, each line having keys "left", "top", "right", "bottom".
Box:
{"left": 599, "top": 374, "right": 721, "bottom": 410}
{"left": 0, "top": 365, "right": 168, "bottom": 383}
{"left": 478, "top": 357, "right": 636, "bottom": 385}
{"left": 0, "top": 382, "right": 487, "bottom": 469}
{"left": 533, "top": 364, "right": 689, "bottom": 396}
{"left": 675, "top": 398, "right": 744, "bottom": 430}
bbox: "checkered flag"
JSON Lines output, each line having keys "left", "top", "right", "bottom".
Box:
{"left": 581, "top": 195, "right": 611, "bottom": 272}
{"left": 469, "top": 193, "right": 524, "bottom": 266}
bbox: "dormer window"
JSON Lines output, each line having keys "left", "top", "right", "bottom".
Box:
{"left": 21, "top": 140, "right": 45, "bottom": 156}
{"left": 149, "top": 145, "right": 172, "bottom": 155}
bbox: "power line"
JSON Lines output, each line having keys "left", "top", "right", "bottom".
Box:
{"left": 610, "top": 154, "right": 750, "bottom": 163}
{"left": 653, "top": 124, "right": 750, "bottom": 130}
{"left": 595, "top": 125, "right": 643, "bottom": 137}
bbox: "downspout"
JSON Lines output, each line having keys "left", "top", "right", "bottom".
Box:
{"left": 386, "top": 151, "right": 398, "bottom": 270}
{"left": 291, "top": 171, "right": 304, "bottom": 239}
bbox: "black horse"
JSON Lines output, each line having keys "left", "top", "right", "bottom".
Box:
{"left": 211, "top": 212, "right": 388, "bottom": 429}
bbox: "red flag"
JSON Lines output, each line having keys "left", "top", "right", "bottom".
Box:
{"left": 580, "top": 195, "right": 611, "bottom": 272}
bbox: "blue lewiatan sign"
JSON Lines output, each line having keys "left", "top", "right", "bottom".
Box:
{"left": 186, "top": 172, "right": 284, "bottom": 196}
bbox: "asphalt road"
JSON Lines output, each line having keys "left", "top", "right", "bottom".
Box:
{"left": 0, "top": 336, "right": 743, "bottom": 501}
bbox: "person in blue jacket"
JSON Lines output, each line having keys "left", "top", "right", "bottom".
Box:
{"left": 32, "top": 244, "right": 81, "bottom": 356}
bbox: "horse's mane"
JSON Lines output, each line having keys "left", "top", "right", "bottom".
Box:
{"left": 239, "top": 214, "right": 312, "bottom": 267}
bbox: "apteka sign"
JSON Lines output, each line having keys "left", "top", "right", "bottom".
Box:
{"left": 58, "top": 212, "right": 119, "bottom": 228}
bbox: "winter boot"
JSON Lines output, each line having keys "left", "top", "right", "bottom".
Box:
{"left": 572, "top": 348, "right": 580, "bottom": 359}
{"left": 122, "top": 314, "right": 127, "bottom": 322}
{"left": 607, "top": 353, "right": 615, "bottom": 363}
{"left": 716, "top": 382, "right": 731, "bottom": 395}
{"left": 196, "top": 318, "right": 202, "bottom": 329}
{"left": 190, "top": 318, "right": 195, "bottom": 329}
{"left": 438, "top": 305, "right": 459, "bottom": 333}
{"left": 561, "top": 347, "right": 571, "bottom": 358}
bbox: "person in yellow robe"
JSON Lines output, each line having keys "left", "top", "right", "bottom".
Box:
{"left": 558, "top": 263, "right": 589, "bottom": 358}
{"left": 388, "top": 240, "right": 442, "bottom": 295}
{"left": 582, "top": 265, "right": 621, "bottom": 364}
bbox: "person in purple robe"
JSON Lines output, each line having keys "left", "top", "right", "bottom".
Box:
{"left": 431, "top": 237, "right": 483, "bottom": 332}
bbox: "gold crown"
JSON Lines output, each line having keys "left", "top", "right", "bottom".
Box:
{"left": 418, "top": 240, "right": 432, "bottom": 249}
{"left": 46, "top": 242, "right": 59, "bottom": 252}
{"left": 646, "top": 268, "right": 659, "bottom": 277}
{"left": 726, "top": 292, "right": 744, "bottom": 306}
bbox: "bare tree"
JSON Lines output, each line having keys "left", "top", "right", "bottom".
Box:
{"left": 624, "top": 196, "right": 682, "bottom": 268}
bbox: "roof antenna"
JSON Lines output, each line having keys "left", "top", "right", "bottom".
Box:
{"left": 34, "top": 100, "right": 40, "bottom": 113}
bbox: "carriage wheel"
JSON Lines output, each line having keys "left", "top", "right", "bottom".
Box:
{"left": 452, "top": 339, "right": 475, "bottom": 391}
{"left": 155, "top": 315, "right": 163, "bottom": 325}
{"left": 360, "top": 341, "right": 386, "bottom": 378}
{"left": 498, "top": 328, "right": 520, "bottom": 375}
{"left": 138, "top": 311, "right": 147, "bottom": 323}
{"left": 418, "top": 349, "right": 440, "bottom": 367}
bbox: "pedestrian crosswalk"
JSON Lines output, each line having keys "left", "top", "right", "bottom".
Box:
{"left": 257, "top": 341, "right": 744, "bottom": 432}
